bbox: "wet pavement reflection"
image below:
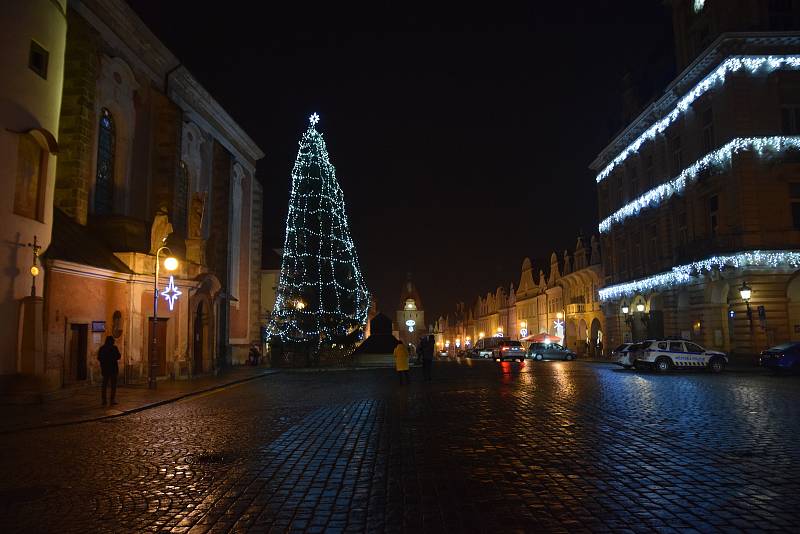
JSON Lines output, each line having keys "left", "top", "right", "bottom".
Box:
{"left": 1, "top": 360, "right": 798, "bottom": 532}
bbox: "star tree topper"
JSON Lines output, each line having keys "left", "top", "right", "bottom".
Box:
{"left": 309, "top": 112, "right": 320, "bottom": 127}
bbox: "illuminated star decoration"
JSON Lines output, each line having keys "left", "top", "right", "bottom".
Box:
{"left": 160, "top": 275, "right": 182, "bottom": 311}
{"left": 309, "top": 112, "right": 320, "bottom": 126}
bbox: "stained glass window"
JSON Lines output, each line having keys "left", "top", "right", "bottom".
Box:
{"left": 94, "top": 108, "right": 115, "bottom": 214}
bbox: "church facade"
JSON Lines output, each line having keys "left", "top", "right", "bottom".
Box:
{"left": 1, "top": 0, "right": 264, "bottom": 394}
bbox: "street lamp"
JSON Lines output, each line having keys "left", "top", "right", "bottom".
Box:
{"left": 150, "top": 246, "right": 178, "bottom": 389}
{"left": 636, "top": 302, "right": 645, "bottom": 313}
{"left": 621, "top": 301, "right": 630, "bottom": 315}
{"left": 739, "top": 281, "right": 753, "bottom": 325}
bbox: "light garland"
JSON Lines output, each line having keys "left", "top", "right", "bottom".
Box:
{"left": 598, "top": 250, "right": 800, "bottom": 301}
{"left": 599, "top": 136, "right": 800, "bottom": 233}
{"left": 596, "top": 55, "right": 800, "bottom": 184}
{"left": 268, "top": 114, "right": 370, "bottom": 342}
{"left": 693, "top": 0, "right": 705, "bottom": 13}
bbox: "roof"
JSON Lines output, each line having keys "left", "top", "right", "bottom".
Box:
{"left": 399, "top": 274, "right": 423, "bottom": 310}
{"left": 44, "top": 208, "right": 135, "bottom": 274}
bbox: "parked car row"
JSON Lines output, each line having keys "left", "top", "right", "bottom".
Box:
{"left": 466, "top": 337, "right": 577, "bottom": 362}
{"left": 615, "top": 338, "right": 800, "bottom": 374}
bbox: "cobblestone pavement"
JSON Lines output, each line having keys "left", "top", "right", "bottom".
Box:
{"left": 1, "top": 360, "right": 799, "bottom": 533}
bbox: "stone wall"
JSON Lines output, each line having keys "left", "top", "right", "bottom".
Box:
{"left": 250, "top": 179, "right": 263, "bottom": 347}
{"left": 54, "top": 10, "right": 98, "bottom": 225}
{"left": 149, "top": 91, "right": 182, "bottom": 221}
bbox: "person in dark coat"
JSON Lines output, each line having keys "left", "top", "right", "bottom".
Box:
{"left": 97, "top": 336, "right": 121, "bottom": 405}
{"left": 421, "top": 334, "right": 434, "bottom": 381}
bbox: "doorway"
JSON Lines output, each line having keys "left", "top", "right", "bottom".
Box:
{"left": 193, "top": 301, "right": 205, "bottom": 374}
{"left": 68, "top": 323, "right": 88, "bottom": 382}
{"left": 147, "top": 318, "right": 168, "bottom": 376}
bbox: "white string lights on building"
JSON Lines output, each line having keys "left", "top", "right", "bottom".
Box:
{"left": 598, "top": 136, "right": 800, "bottom": 233}
{"left": 598, "top": 250, "right": 800, "bottom": 301}
{"left": 596, "top": 55, "right": 800, "bottom": 184}
{"left": 269, "top": 114, "right": 370, "bottom": 342}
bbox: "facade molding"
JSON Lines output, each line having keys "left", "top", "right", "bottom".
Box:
{"left": 591, "top": 33, "right": 800, "bottom": 177}
{"left": 599, "top": 136, "right": 800, "bottom": 233}
{"left": 599, "top": 250, "right": 800, "bottom": 301}
{"left": 71, "top": 0, "right": 179, "bottom": 89}
{"left": 168, "top": 67, "right": 265, "bottom": 171}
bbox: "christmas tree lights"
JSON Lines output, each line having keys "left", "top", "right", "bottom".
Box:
{"left": 596, "top": 55, "right": 800, "bottom": 184}
{"left": 599, "top": 136, "right": 800, "bottom": 233}
{"left": 599, "top": 250, "right": 800, "bottom": 301}
{"left": 268, "top": 114, "right": 370, "bottom": 342}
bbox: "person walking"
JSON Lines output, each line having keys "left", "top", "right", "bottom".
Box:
{"left": 98, "top": 336, "right": 121, "bottom": 406}
{"left": 421, "top": 334, "right": 434, "bottom": 381}
{"left": 393, "top": 339, "right": 410, "bottom": 384}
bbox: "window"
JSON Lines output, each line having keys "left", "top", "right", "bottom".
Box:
{"left": 657, "top": 342, "right": 668, "bottom": 350}
{"left": 708, "top": 194, "right": 719, "bottom": 237}
{"left": 28, "top": 41, "right": 48, "bottom": 79}
{"left": 14, "top": 133, "right": 46, "bottom": 221}
{"left": 701, "top": 107, "right": 714, "bottom": 153}
{"left": 94, "top": 108, "right": 115, "bottom": 215}
{"left": 678, "top": 211, "right": 688, "bottom": 246}
{"left": 633, "top": 233, "right": 642, "bottom": 275}
{"left": 648, "top": 224, "right": 658, "bottom": 262}
{"left": 781, "top": 107, "right": 800, "bottom": 135}
{"left": 685, "top": 342, "right": 704, "bottom": 353}
{"left": 645, "top": 153, "right": 654, "bottom": 189}
{"left": 629, "top": 164, "right": 639, "bottom": 197}
{"left": 791, "top": 183, "right": 800, "bottom": 230}
{"left": 669, "top": 341, "right": 685, "bottom": 352}
{"left": 671, "top": 135, "right": 683, "bottom": 174}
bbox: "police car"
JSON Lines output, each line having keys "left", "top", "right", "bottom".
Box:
{"left": 633, "top": 339, "right": 727, "bottom": 373}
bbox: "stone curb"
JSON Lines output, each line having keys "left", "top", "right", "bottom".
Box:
{"left": 0, "top": 369, "right": 280, "bottom": 435}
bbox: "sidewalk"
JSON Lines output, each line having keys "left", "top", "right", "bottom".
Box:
{"left": 0, "top": 366, "right": 278, "bottom": 434}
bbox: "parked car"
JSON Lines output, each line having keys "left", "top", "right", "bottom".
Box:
{"left": 495, "top": 340, "right": 526, "bottom": 362}
{"left": 527, "top": 342, "right": 576, "bottom": 361}
{"left": 612, "top": 343, "right": 638, "bottom": 369}
{"left": 760, "top": 342, "right": 800, "bottom": 372}
{"left": 633, "top": 339, "right": 727, "bottom": 373}
{"left": 470, "top": 337, "right": 512, "bottom": 359}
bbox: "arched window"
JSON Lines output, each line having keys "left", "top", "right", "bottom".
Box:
{"left": 173, "top": 161, "right": 189, "bottom": 235}
{"left": 94, "top": 108, "right": 115, "bottom": 214}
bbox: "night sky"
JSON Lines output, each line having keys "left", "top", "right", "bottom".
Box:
{"left": 127, "top": 0, "right": 675, "bottom": 323}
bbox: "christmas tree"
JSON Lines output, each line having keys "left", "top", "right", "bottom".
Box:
{"left": 269, "top": 113, "right": 370, "bottom": 343}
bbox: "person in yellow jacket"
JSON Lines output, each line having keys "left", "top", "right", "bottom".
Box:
{"left": 393, "top": 340, "right": 410, "bottom": 384}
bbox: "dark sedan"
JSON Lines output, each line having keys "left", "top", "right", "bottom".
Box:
{"left": 760, "top": 342, "right": 800, "bottom": 372}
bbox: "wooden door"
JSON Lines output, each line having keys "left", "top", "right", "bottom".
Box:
{"left": 147, "top": 318, "right": 168, "bottom": 376}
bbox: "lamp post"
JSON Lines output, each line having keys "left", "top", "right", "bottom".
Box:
{"left": 150, "top": 246, "right": 178, "bottom": 389}
{"left": 739, "top": 281, "right": 753, "bottom": 327}
{"left": 27, "top": 235, "right": 42, "bottom": 297}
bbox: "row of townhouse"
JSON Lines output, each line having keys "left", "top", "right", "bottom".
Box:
{"left": 1, "top": 0, "right": 264, "bottom": 397}
{"left": 436, "top": 237, "right": 606, "bottom": 358}
{"left": 441, "top": 0, "right": 800, "bottom": 358}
